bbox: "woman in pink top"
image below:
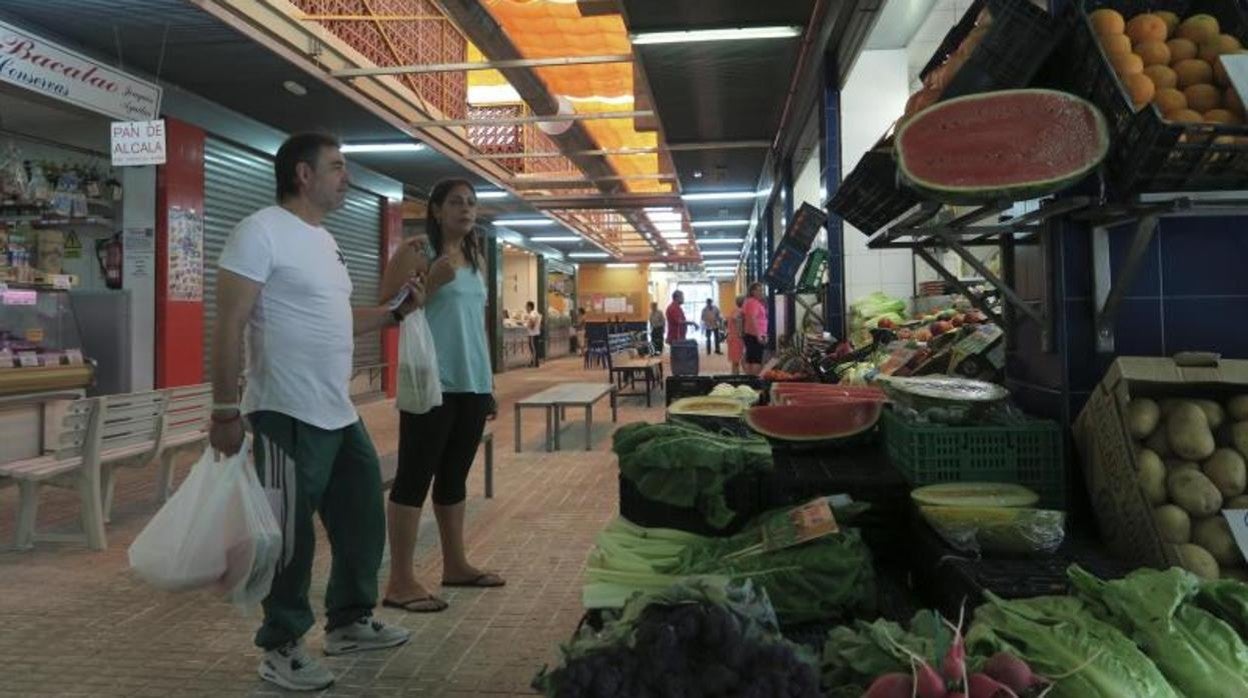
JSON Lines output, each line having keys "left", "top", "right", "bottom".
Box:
{"left": 741, "top": 282, "right": 769, "bottom": 376}
{"left": 726, "top": 295, "right": 746, "bottom": 375}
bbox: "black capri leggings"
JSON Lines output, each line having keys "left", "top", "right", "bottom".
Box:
{"left": 743, "top": 334, "right": 765, "bottom": 364}
{"left": 390, "top": 392, "right": 492, "bottom": 507}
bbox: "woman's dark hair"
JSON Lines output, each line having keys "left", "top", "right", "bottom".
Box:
{"left": 275, "top": 132, "right": 341, "bottom": 203}
{"left": 427, "top": 178, "right": 481, "bottom": 272}
{"left": 748, "top": 282, "right": 764, "bottom": 297}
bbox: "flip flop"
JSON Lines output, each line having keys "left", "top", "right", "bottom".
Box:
{"left": 441, "top": 572, "right": 506, "bottom": 588}
{"left": 382, "top": 596, "right": 449, "bottom": 613}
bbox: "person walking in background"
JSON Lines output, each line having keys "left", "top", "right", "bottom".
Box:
{"left": 575, "top": 306, "right": 587, "bottom": 356}
{"left": 525, "top": 300, "right": 542, "bottom": 367}
{"left": 382, "top": 178, "right": 504, "bottom": 621}
{"left": 742, "top": 282, "right": 769, "bottom": 376}
{"left": 665, "top": 290, "right": 687, "bottom": 344}
{"left": 701, "top": 298, "right": 723, "bottom": 356}
{"left": 649, "top": 301, "right": 665, "bottom": 354}
{"left": 210, "top": 132, "right": 414, "bottom": 692}
{"left": 726, "top": 295, "right": 746, "bottom": 375}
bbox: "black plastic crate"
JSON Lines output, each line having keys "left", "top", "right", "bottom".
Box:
{"left": 829, "top": 149, "right": 922, "bottom": 236}
{"left": 1063, "top": 0, "right": 1248, "bottom": 194}
{"left": 926, "top": 0, "right": 1066, "bottom": 102}
{"left": 664, "top": 375, "right": 767, "bottom": 406}
{"left": 618, "top": 472, "right": 760, "bottom": 537}
{"left": 759, "top": 447, "right": 911, "bottom": 528}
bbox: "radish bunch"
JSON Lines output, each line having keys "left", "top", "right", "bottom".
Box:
{"left": 861, "top": 607, "right": 1051, "bottom": 698}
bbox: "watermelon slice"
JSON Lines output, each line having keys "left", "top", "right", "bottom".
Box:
{"left": 770, "top": 383, "right": 887, "bottom": 406}
{"left": 896, "top": 89, "right": 1109, "bottom": 204}
{"left": 745, "top": 400, "right": 884, "bottom": 442}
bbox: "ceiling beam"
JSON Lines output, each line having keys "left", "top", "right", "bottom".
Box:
{"left": 332, "top": 54, "right": 633, "bottom": 78}
{"left": 468, "top": 140, "right": 771, "bottom": 160}
{"left": 415, "top": 110, "right": 652, "bottom": 128}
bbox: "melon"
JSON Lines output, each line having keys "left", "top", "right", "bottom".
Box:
{"left": 770, "top": 383, "right": 887, "bottom": 406}
{"left": 667, "top": 396, "right": 745, "bottom": 418}
{"left": 895, "top": 90, "right": 1110, "bottom": 204}
{"left": 910, "top": 482, "right": 1040, "bottom": 508}
{"left": 744, "top": 401, "right": 883, "bottom": 442}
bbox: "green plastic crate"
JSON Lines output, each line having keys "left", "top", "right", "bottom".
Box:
{"left": 881, "top": 408, "right": 1065, "bottom": 508}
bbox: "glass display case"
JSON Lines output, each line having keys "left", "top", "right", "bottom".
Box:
{"left": 0, "top": 286, "right": 94, "bottom": 395}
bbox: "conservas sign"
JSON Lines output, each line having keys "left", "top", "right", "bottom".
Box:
{"left": 0, "top": 20, "right": 161, "bottom": 121}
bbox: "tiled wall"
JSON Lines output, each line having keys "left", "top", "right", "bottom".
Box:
{"left": 906, "top": 0, "right": 977, "bottom": 88}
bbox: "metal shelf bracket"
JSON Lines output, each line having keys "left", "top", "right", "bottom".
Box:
{"left": 1092, "top": 214, "right": 1158, "bottom": 354}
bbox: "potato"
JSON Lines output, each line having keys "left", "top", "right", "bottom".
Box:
{"left": 1127, "top": 398, "right": 1161, "bottom": 439}
{"left": 1138, "top": 449, "right": 1168, "bottom": 504}
{"left": 1228, "top": 395, "right": 1248, "bottom": 421}
{"left": 1155, "top": 504, "right": 1192, "bottom": 544}
{"left": 1193, "top": 517, "right": 1244, "bottom": 566}
{"left": 1168, "top": 402, "right": 1216, "bottom": 461}
{"left": 1146, "top": 427, "right": 1172, "bottom": 457}
{"left": 1177, "top": 543, "right": 1221, "bottom": 580}
{"left": 1233, "top": 422, "right": 1248, "bottom": 460}
{"left": 1168, "top": 468, "right": 1224, "bottom": 517}
{"left": 1195, "top": 399, "right": 1226, "bottom": 430}
{"left": 1227, "top": 494, "right": 1248, "bottom": 508}
{"left": 1204, "top": 448, "right": 1248, "bottom": 498}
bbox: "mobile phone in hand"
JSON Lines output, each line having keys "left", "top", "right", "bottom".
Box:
{"left": 386, "top": 287, "right": 412, "bottom": 311}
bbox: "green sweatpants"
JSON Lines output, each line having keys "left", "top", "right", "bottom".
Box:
{"left": 249, "top": 411, "right": 385, "bottom": 650}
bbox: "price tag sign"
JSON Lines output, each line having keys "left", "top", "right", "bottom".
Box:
{"left": 51, "top": 275, "right": 72, "bottom": 290}
{"left": 761, "top": 498, "right": 840, "bottom": 553}
{"left": 2, "top": 289, "right": 37, "bottom": 306}
{"left": 16, "top": 352, "right": 39, "bottom": 367}
{"left": 1223, "top": 509, "right": 1248, "bottom": 563}
{"left": 64, "top": 349, "right": 84, "bottom": 366}
{"left": 24, "top": 328, "right": 45, "bottom": 343}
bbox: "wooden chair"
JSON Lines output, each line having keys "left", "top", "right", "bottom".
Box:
{"left": 0, "top": 398, "right": 104, "bottom": 550}
{"left": 154, "top": 384, "right": 212, "bottom": 503}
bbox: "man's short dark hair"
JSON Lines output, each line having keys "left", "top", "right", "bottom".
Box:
{"left": 274, "top": 132, "right": 341, "bottom": 202}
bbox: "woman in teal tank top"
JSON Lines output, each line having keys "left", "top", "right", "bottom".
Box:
{"left": 381, "top": 179, "right": 503, "bottom": 613}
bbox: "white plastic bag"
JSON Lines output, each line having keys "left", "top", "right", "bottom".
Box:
{"left": 128, "top": 437, "right": 282, "bottom": 607}
{"left": 396, "top": 308, "right": 442, "bottom": 414}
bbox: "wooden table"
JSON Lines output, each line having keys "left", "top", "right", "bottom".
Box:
{"left": 514, "top": 382, "right": 617, "bottom": 452}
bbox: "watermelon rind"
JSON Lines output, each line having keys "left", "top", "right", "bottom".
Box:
{"left": 895, "top": 89, "right": 1109, "bottom": 205}
{"left": 668, "top": 396, "right": 745, "bottom": 418}
{"left": 744, "top": 401, "right": 883, "bottom": 442}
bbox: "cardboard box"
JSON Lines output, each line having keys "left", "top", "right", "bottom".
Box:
{"left": 1075, "top": 354, "right": 1248, "bottom": 570}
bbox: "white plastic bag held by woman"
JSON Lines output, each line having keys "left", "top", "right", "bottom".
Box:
{"left": 128, "top": 437, "right": 281, "bottom": 607}
{"left": 396, "top": 307, "right": 443, "bottom": 414}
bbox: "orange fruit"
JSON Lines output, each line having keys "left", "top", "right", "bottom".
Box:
{"left": 1203, "top": 109, "right": 1241, "bottom": 124}
{"left": 1090, "top": 8, "right": 1126, "bottom": 36}
{"left": 1166, "top": 108, "right": 1205, "bottom": 123}
{"left": 1099, "top": 33, "right": 1133, "bottom": 56}
{"left": 1153, "top": 87, "right": 1188, "bottom": 113}
{"left": 1185, "top": 83, "right": 1222, "bottom": 112}
{"left": 1199, "top": 34, "right": 1243, "bottom": 63}
{"left": 1126, "top": 14, "right": 1168, "bottom": 44}
{"left": 1227, "top": 87, "right": 1245, "bottom": 116}
{"left": 1167, "top": 38, "right": 1198, "bottom": 62}
{"left": 1177, "top": 14, "right": 1220, "bottom": 44}
{"left": 1174, "top": 58, "right": 1214, "bottom": 88}
{"left": 1125, "top": 73, "right": 1156, "bottom": 108}
{"left": 1144, "top": 64, "right": 1178, "bottom": 90}
{"left": 1155, "top": 11, "right": 1181, "bottom": 35}
{"left": 1135, "top": 40, "right": 1171, "bottom": 66}
{"left": 1111, "top": 51, "right": 1145, "bottom": 77}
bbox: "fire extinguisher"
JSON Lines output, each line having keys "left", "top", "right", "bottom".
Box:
{"left": 96, "top": 233, "right": 123, "bottom": 289}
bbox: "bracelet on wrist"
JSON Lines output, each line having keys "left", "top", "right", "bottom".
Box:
{"left": 211, "top": 412, "right": 242, "bottom": 424}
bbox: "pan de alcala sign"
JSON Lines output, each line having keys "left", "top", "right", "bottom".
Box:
{"left": 0, "top": 20, "right": 162, "bottom": 123}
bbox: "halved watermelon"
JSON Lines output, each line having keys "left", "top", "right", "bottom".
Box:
{"left": 896, "top": 89, "right": 1109, "bottom": 204}
{"left": 745, "top": 400, "right": 884, "bottom": 442}
{"left": 770, "top": 383, "right": 887, "bottom": 406}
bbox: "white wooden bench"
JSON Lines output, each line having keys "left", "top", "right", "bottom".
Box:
{"left": 94, "top": 390, "right": 168, "bottom": 529}
{"left": 0, "top": 397, "right": 104, "bottom": 550}
{"left": 153, "top": 383, "right": 212, "bottom": 503}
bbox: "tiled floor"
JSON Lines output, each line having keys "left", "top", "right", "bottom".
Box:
{"left": 0, "top": 351, "right": 734, "bottom": 696}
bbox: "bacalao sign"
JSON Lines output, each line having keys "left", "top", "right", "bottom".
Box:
{"left": 0, "top": 20, "right": 161, "bottom": 121}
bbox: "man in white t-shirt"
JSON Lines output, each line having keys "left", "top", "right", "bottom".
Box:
{"left": 525, "top": 300, "right": 542, "bottom": 367}
{"left": 209, "top": 132, "right": 420, "bottom": 692}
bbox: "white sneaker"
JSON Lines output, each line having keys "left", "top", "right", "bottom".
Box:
{"left": 258, "top": 641, "right": 335, "bottom": 692}
{"left": 324, "top": 616, "right": 411, "bottom": 656}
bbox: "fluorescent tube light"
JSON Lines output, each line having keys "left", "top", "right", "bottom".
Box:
{"left": 340, "top": 142, "right": 425, "bottom": 153}
{"left": 476, "top": 191, "right": 509, "bottom": 199}
{"left": 569, "top": 252, "right": 610, "bottom": 259}
{"left": 531, "top": 236, "right": 581, "bottom": 243}
{"left": 701, "top": 250, "right": 741, "bottom": 257}
{"left": 681, "top": 191, "right": 758, "bottom": 202}
{"left": 494, "top": 218, "right": 553, "bottom": 227}
{"left": 631, "top": 26, "right": 802, "bottom": 45}
{"left": 607, "top": 263, "right": 637, "bottom": 268}
{"left": 697, "top": 238, "right": 745, "bottom": 245}
{"left": 692, "top": 219, "right": 750, "bottom": 228}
